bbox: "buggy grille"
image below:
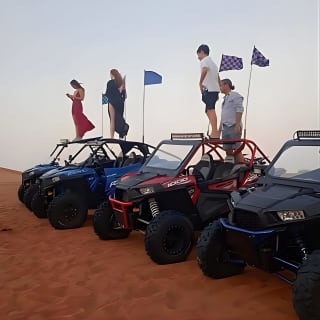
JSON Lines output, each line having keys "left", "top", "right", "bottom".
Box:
{"left": 233, "top": 209, "right": 280, "bottom": 230}
{"left": 233, "top": 209, "right": 263, "bottom": 230}
{"left": 115, "top": 189, "right": 128, "bottom": 202}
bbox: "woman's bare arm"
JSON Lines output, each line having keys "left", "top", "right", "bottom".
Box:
{"left": 67, "top": 88, "right": 85, "bottom": 101}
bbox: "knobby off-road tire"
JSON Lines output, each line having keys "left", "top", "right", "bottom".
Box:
{"left": 145, "top": 210, "right": 194, "bottom": 265}
{"left": 47, "top": 193, "right": 88, "bottom": 229}
{"left": 18, "top": 184, "right": 25, "bottom": 203}
{"left": 196, "top": 220, "right": 245, "bottom": 278}
{"left": 93, "top": 201, "right": 131, "bottom": 240}
{"left": 31, "top": 192, "right": 47, "bottom": 218}
{"left": 293, "top": 250, "right": 320, "bottom": 320}
{"left": 23, "top": 184, "right": 39, "bottom": 211}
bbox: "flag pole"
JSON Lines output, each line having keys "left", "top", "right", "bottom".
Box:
{"left": 101, "top": 94, "right": 104, "bottom": 137}
{"left": 142, "top": 83, "right": 145, "bottom": 143}
{"left": 124, "top": 99, "right": 127, "bottom": 141}
{"left": 123, "top": 75, "right": 127, "bottom": 141}
{"left": 244, "top": 59, "right": 253, "bottom": 139}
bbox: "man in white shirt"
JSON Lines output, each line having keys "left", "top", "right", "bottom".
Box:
{"left": 197, "top": 44, "right": 221, "bottom": 139}
{"left": 219, "top": 78, "right": 245, "bottom": 163}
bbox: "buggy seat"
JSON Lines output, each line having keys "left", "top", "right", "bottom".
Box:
{"left": 192, "top": 154, "right": 217, "bottom": 181}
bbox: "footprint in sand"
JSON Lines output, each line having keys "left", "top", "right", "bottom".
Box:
{"left": 1, "top": 228, "right": 12, "bottom": 231}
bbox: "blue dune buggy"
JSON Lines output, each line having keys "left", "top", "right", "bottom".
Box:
{"left": 196, "top": 130, "right": 320, "bottom": 320}
{"left": 18, "top": 137, "right": 102, "bottom": 209}
{"left": 31, "top": 139, "right": 154, "bottom": 229}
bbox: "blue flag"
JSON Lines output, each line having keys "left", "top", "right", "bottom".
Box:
{"left": 251, "top": 47, "right": 269, "bottom": 67}
{"left": 102, "top": 94, "right": 108, "bottom": 105}
{"left": 219, "top": 54, "right": 243, "bottom": 72}
{"left": 144, "top": 70, "right": 162, "bottom": 85}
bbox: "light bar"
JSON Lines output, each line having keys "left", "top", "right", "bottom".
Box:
{"left": 171, "top": 133, "right": 204, "bottom": 140}
{"left": 60, "top": 139, "right": 69, "bottom": 144}
{"left": 295, "top": 130, "right": 320, "bottom": 139}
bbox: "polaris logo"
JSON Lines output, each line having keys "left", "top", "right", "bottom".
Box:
{"left": 166, "top": 177, "right": 190, "bottom": 188}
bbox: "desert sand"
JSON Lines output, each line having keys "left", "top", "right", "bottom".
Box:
{"left": 0, "top": 168, "right": 298, "bottom": 320}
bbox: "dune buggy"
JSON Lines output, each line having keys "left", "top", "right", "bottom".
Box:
{"left": 31, "top": 139, "right": 154, "bottom": 229}
{"left": 93, "top": 133, "right": 270, "bottom": 264}
{"left": 18, "top": 137, "right": 102, "bottom": 209}
{"left": 196, "top": 130, "right": 320, "bottom": 320}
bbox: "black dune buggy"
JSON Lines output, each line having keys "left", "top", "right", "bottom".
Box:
{"left": 93, "top": 133, "right": 270, "bottom": 264}
{"left": 196, "top": 130, "right": 320, "bottom": 320}
{"left": 31, "top": 139, "right": 154, "bottom": 229}
{"left": 18, "top": 137, "right": 102, "bottom": 209}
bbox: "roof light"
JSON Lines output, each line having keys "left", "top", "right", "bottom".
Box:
{"left": 171, "top": 133, "right": 204, "bottom": 140}
{"left": 295, "top": 131, "right": 320, "bottom": 139}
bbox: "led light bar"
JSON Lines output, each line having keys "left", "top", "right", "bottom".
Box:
{"left": 295, "top": 130, "right": 320, "bottom": 139}
{"left": 60, "top": 139, "right": 69, "bottom": 144}
{"left": 171, "top": 133, "right": 204, "bottom": 140}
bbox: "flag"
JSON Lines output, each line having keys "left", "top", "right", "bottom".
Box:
{"left": 144, "top": 70, "right": 162, "bottom": 85}
{"left": 102, "top": 94, "right": 108, "bottom": 105}
{"left": 219, "top": 54, "right": 243, "bottom": 72}
{"left": 251, "top": 47, "right": 269, "bottom": 67}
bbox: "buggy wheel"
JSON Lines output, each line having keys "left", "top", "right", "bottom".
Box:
{"left": 18, "top": 184, "right": 25, "bottom": 203}
{"left": 93, "top": 201, "right": 131, "bottom": 240}
{"left": 196, "top": 220, "right": 245, "bottom": 278}
{"left": 23, "top": 184, "right": 39, "bottom": 210}
{"left": 47, "top": 193, "right": 88, "bottom": 229}
{"left": 293, "top": 250, "right": 320, "bottom": 320}
{"left": 31, "top": 192, "right": 47, "bottom": 218}
{"left": 144, "top": 210, "right": 194, "bottom": 265}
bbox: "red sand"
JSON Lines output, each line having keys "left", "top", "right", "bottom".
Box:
{"left": 0, "top": 168, "right": 298, "bottom": 320}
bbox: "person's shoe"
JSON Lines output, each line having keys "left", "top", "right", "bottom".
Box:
{"left": 123, "top": 123, "right": 129, "bottom": 136}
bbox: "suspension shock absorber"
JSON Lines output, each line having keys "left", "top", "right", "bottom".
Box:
{"left": 296, "top": 237, "right": 308, "bottom": 261}
{"left": 148, "top": 198, "right": 160, "bottom": 218}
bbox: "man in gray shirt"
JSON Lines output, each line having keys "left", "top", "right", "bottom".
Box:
{"left": 197, "top": 44, "right": 220, "bottom": 139}
{"left": 219, "top": 78, "right": 245, "bottom": 163}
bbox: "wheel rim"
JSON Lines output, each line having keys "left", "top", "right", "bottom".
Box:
{"left": 58, "top": 204, "right": 80, "bottom": 225}
{"left": 162, "top": 225, "right": 190, "bottom": 255}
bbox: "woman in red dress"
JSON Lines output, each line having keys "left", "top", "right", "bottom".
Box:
{"left": 66, "top": 80, "right": 95, "bottom": 141}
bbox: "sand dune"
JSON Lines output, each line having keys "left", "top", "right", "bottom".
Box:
{"left": 0, "top": 168, "right": 298, "bottom": 320}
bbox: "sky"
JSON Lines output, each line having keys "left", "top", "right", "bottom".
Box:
{"left": 0, "top": 0, "right": 319, "bottom": 171}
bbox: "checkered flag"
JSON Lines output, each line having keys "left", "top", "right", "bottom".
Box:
{"left": 102, "top": 94, "right": 108, "bottom": 105}
{"left": 219, "top": 54, "right": 243, "bottom": 72}
{"left": 251, "top": 47, "right": 269, "bottom": 67}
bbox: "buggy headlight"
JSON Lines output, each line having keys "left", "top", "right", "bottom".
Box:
{"left": 277, "top": 210, "right": 305, "bottom": 221}
{"left": 139, "top": 186, "right": 155, "bottom": 195}
{"left": 52, "top": 176, "right": 60, "bottom": 183}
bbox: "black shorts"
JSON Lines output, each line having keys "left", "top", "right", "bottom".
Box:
{"left": 202, "top": 90, "right": 219, "bottom": 112}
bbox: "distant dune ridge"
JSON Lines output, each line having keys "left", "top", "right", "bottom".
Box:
{"left": 1, "top": 167, "right": 21, "bottom": 173}
{"left": 0, "top": 167, "right": 298, "bottom": 320}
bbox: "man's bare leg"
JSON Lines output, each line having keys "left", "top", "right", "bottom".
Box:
{"left": 206, "top": 109, "right": 219, "bottom": 138}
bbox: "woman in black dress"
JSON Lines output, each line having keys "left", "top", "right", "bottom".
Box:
{"left": 105, "top": 69, "right": 128, "bottom": 139}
